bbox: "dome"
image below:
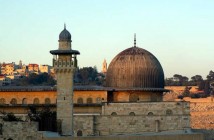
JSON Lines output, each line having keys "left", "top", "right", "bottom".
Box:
{"left": 59, "top": 25, "right": 71, "bottom": 41}
{"left": 106, "top": 46, "right": 164, "bottom": 89}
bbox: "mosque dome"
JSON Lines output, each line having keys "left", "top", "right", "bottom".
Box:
{"left": 106, "top": 40, "right": 164, "bottom": 89}
{"left": 59, "top": 25, "right": 71, "bottom": 41}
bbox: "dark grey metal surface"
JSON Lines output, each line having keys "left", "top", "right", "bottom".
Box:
{"left": 106, "top": 46, "right": 165, "bottom": 89}
{"left": 50, "top": 50, "right": 80, "bottom": 55}
{"left": 59, "top": 28, "right": 71, "bottom": 41}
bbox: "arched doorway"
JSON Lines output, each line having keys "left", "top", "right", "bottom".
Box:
{"left": 77, "top": 130, "right": 83, "bottom": 136}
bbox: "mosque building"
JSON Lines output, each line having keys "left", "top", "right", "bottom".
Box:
{"left": 0, "top": 26, "right": 203, "bottom": 139}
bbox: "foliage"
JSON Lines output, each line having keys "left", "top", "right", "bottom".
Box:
{"left": 75, "top": 66, "right": 104, "bottom": 85}
{"left": 190, "top": 93, "right": 208, "bottom": 98}
{"left": 182, "top": 86, "right": 191, "bottom": 97}
{"left": 28, "top": 106, "right": 57, "bottom": 132}
{"left": 177, "top": 95, "right": 184, "bottom": 99}
{"left": 0, "top": 111, "right": 23, "bottom": 122}
{"left": 166, "top": 70, "right": 214, "bottom": 96}
{"left": 17, "top": 73, "right": 56, "bottom": 86}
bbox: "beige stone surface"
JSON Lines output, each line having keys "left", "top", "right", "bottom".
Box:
{"left": 0, "top": 122, "right": 43, "bottom": 140}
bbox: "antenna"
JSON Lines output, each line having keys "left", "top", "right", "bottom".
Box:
{"left": 64, "top": 23, "right": 66, "bottom": 29}
{"left": 134, "top": 33, "right": 136, "bottom": 47}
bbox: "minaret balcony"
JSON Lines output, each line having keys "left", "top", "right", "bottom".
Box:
{"left": 53, "top": 60, "right": 75, "bottom": 68}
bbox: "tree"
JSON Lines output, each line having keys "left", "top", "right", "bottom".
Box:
{"left": 0, "top": 111, "right": 23, "bottom": 122}
{"left": 17, "top": 73, "right": 56, "bottom": 86}
{"left": 182, "top": 86, "right": 191, "bottom": 97}
{"left": 76, "top": 66, "right": 101, "bottom": 85}
{"left": 28, "top": 106, "right": 57, "bottom": 132}
{"left": 191, "top": 75, "right": 204, "bottom": 90}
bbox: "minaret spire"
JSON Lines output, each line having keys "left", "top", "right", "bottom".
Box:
{"left": 64, "top": 23, "right": 66, "bottom": 29}
{"left": 134, "top": 33, "right": 136, "bottom": 47}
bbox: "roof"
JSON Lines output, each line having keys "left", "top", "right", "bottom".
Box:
{"left": 50, "top": 50, "right": 80, "bottom": 55}
{"left": 28, "top": 64, "right": 39, "bottom": 67}
{"left": 0, "top": 86, "right": 169, "bottom": 92}
{"left": 59, "top": 26, "right": 71, "bottom": 41}
{"left": 106, "top": 46, "right": 165, "bottom": 89}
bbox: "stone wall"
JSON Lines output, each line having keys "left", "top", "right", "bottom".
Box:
{"left": 102, "top": 102, "right": 190, "bottom": 116}
{"left": 112, "top": 91, "right": 163, "bottom": 102}
{"left": 0, "top": 121, "right": 43, "bottom": 140}
{"left": 190, "top": 102, "right": 214, "bottom": 129}
{"left": 74, "top": 116, "right": 94, "bottom": 136}
{"left": 73, "top": 115, "right": 190, "bottom": 136}
{"left": 73, "top": 91, "right": 107, "bottom": 104}
{"left": 97, "top": 115, "right": 190, "bottom": 136}
{"left": 0, "top": 90, "right": 107, "bottom": 105}
{"left": 0, "top": 91, "right": 56, "bottom": 104}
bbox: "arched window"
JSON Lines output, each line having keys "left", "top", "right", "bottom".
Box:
{"left": 77, "top": 130, "right": 83, "bottom": 136}
{"left": 45, "top": 98, "right": 51, "bottom": 104}
{"left": 77, "top": 98, "right": 83, "bottom": 104}
{"left": 87, "top": 98, "right": 93, "bottom": 104}
{"left": 166, "top": 109, "right": 173, "bottom": 115}
{"left": 111, "top": 112, "right": 117, "bottom": 116}
{"left": 33, "top": 98, "right": 40, "bottom": 104}
{"left": 148, "top": 112, "right": 154, "bottom": 116}
{"left": 129, "top": 112, "right": 135, "bottom": 116}
{"left": 129, "top": 93, "right": 139, "bottom": 102}
{"left": 26, "top": 136, "right": 33, "bottom": 140}
{"left": 0, "top": 98, "right": 6, "bottom": 104}
{"left": 22, "top": 98, "right": 27, "bottom": 105}
{"left": 10, "top": 98, "right": 17, "bottom": 105}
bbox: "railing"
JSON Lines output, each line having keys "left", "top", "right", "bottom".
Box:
{"left": 53, "top": 59, "right": 74, "bottom": 68}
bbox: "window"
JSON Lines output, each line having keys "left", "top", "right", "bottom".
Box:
{"left": 10, "top": 98, "right": 17, "bottom": 105}
{"left": 166, "top": 109, "right": 173, "bottom": 115}
{"left": 148, "top": 112, "right": 154, "bottom": 116}
{"left": 77, "top": 130, "right": 83, "bottom": 136}
{"left": 22, "top": 98, "right": 27, "bottom": 104}
{"left": 87, "top": 98, "right": 93, "bottom": 104}
{"left": 45, "top": 98, "right": 51, "bottom": 104}
{"left": 33, "top": 98, "right": 40, "bottom": 104}
{"left": 129, "top": 112, "right": 135, "bottom": 116}
{"left": 77, "top": 98, "right": 83, "bottom": 104}
{"left": 0, "top": 98, "right": 6, "bottom": 104}
{"left": 111, "top": 112, "right": 117, "bottom": 116}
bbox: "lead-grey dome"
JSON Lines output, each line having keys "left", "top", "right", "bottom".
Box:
{"left": 59, "top": 26, "right": 71, "bottom": 41}
{"left": 106, "top": 46, "right": 164, "bottom": 89}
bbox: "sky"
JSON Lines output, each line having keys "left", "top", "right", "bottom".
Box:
{"left": 0, "top": 0, "right": 214, "bottom": 79}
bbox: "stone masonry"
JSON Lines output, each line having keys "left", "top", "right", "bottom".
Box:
{"left": 73, "top": 102, "right": 191, "bottom": 136}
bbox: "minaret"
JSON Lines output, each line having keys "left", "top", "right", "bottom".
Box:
{"left": 19, "top": 60, "right": 22, "bottom": 68}
{"left": 50, "top": 25, "right": 80, "bottom": 136}
{"left": 102, "top": 59, "right": 107, "bottom": 74}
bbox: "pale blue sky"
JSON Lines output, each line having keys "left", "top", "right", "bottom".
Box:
{"left": 0, "top": 0, "right": 214, "bottom": 79}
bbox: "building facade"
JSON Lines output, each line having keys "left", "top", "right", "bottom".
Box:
{"left": 0, "top": 28, "right": 202, "bottom": 139}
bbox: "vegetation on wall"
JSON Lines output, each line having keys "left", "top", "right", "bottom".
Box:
{"left": 0, "top": 111, "right": 23, "bottom": 122}
{"left": 28, "top": 106, "right": 57, "bottom": 132}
